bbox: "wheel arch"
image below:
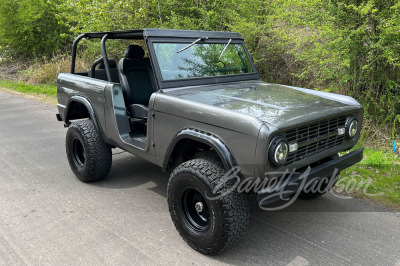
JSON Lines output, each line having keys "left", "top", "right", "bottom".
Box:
{"left": 65, "top": 96, "right": 101, "bottom": 134}
{"left": 163, "top": 128, "right": 238, "bottom": 172}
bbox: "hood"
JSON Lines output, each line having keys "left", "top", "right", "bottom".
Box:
{"left": 164, "top": 81, "right": 362, "bottom": 128}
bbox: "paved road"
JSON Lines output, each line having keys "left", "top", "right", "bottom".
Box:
{"left": 0, "top": 90, "right": 399, "bottom": 265}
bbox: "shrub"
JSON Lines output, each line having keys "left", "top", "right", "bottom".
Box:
{"left": 20, "top": 55, "right": 91, "bottom": 85}
{"left": 0, "top": 0, "right": 69, "bottom": 58}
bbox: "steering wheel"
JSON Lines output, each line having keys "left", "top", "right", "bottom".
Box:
{"left": 214, "top": 59, "right": 227, "bottom": 68}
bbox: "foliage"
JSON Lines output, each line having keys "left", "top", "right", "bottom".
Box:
{"left": 0, "top": 0, "right": 399, "bottom": 136}
{"left": 19, "top": 55, "right": 91, "bottom": 85}
{"left": 266, "top": 0, "right": 400, "bottom": 128}
{"left": 362, "top": 149, "right": 392, "bottom": 168}
{"left": 0, "top": 0, "right": 70, "bottom": 58}
{"left": 393, "top": 115, "right": 400, "bottom": 139}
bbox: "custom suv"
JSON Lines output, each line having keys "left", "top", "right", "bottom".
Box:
{"left": 56, "top": 29, "right": 364, "bottom": 254}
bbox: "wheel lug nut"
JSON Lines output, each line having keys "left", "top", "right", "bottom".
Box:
{"left": 195, "top": 202, "right": 204, "bottom": 213}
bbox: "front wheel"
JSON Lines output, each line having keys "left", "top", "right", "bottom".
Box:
{"left": 167, "top": 159, "right": 249, "bottom": 255}
{"left": 65, "top": 120, "right": 112, "bottom": 182}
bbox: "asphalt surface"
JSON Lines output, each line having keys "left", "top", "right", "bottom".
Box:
{"left": 0, "top": 90, "right": 399, "bottom": 265}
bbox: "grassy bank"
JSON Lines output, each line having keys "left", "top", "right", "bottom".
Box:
{"left": 339, "top": 147, "right": 400, "bottom": 209}
{"left": 0, "top": 79, "right": 57, "bottom": 97}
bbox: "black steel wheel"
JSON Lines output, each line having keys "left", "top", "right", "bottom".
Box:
{"left": 72, "top": 138, "right": 86, "bottom": 167}
{"left": 181, "top": 187, "right": 210, "bottom": 232}
{"left": 66, "top": 120, "right": 112, "bottom": 182}
{"left": 168, "top": 158, "right": 249, "bottom": 255}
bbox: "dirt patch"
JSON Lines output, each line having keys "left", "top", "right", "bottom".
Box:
{"left": 0, "top": 61, "right": 31, "bottom": 80}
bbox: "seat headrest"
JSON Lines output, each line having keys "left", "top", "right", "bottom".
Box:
{"left": 124, "top": 45, "right": 145, "bottom": 59}
{"left": 98, "top": 58, "right": 117, "bottom": 69}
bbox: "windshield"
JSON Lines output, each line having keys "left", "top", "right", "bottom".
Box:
{"left": 152, "top": 42, "right": 255, "bottom": 80}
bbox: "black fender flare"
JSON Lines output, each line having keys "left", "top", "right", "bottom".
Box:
{"left": 65, "top": 96, "right": 101, "bottom": 134}
{"left": 163, "top": 128, "right": 238, "bottom": 172}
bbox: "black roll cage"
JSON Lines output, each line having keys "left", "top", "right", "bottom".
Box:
{"left": 70, "top": 29, "right": 145, "bottom": 77}
{"left": 70, "top": 28, "right": 260, "bottom": 89}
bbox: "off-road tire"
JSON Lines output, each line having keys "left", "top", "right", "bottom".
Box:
{"left": 167, "top": 159, "right": 249, "bottom": 255}
{"left": 193, "top": 150, "right": 223, "bottom": 167}
{"left": 65, "top": 120, "right": 112, "bottom": 182}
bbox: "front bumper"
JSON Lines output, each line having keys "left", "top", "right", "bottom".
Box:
{"left": 257, "top": 147, "right": 364, "bottom": 208}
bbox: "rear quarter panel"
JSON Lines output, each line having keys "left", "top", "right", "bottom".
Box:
{"left": 57, "top": 73, "right": 109, "bottom": 134}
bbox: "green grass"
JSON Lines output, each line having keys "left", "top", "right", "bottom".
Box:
{"left": 339, "top": 146, "right": 400, "bottom": 209}
{"left": 0, "top": 79, "right": 57, "bottom": 97}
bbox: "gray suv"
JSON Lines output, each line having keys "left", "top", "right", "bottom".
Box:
{"left": 56, "top": 29, "right": 364, "bottom": 254}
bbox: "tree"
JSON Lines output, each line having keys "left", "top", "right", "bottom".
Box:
{"left": 0, "top": 0, "right": 69, "bottom": 58}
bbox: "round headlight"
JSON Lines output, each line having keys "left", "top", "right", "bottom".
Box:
{"left": 269, "top": 138, "right": 289, "bottom": 167}
{"left": 345, "top": 117, "right": 358, "bottom": 139}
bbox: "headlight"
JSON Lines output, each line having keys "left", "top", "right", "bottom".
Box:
{"left": 269, "top": 137, "right": 288, "bottom": 167}
{"left": 345, "top": 117, "right": 358, "bottom": 139}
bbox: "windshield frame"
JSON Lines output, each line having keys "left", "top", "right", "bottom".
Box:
{"left": 146, "top": 37, "right": 260, "bottom": 89}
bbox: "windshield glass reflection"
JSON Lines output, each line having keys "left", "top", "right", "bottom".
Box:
{"left": 153, "top": 42, "right": 255, "bottom": 80}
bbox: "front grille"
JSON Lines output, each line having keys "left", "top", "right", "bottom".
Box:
{"left": 283, "top": 116, "right": 347, "bottom": 165}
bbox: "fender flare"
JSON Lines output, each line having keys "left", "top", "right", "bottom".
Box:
{"left": 163, "top": 128, "right": 238, "bottom": 172}
{"left": 65, "top": 96, "right": 101, "bottom": 134}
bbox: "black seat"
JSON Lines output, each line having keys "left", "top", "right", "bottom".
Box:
{"left": 119, "top": 45, "right": 157, "bottom": 120}
{"left": 97, "top": 59, "right": 120, "bottom": 83}
{"left": 89, "top": 58, "right": 120, "bottom": 83}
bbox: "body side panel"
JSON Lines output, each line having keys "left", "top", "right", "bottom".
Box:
{"left": 153, "top": 93, "right": 263, "bottom": 177}
{"left": 57, "top": 73, "right": 109, "bottom": 138}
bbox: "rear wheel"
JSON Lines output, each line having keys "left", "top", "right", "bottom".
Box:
{"left": 167, "top": 159, "right": 249, "bottom": 255}
{"left": 65, "top": 120, "right": 112, "bottom": 182}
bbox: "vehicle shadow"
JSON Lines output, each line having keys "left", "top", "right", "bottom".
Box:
{"left": 92, "top": 152, "right": 169, "bottom": 198}
{"left": 92, "top": 153, "right": 388, "bottom": 265}
{"left": 94, "top": 152, "right": 380, "bottom": 211}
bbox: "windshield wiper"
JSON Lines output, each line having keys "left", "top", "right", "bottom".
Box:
{"left": 177, "top": 37, "right": 208, "bottom": 53}
{"left": 218, "top": 38, "right": 232, "bottom": 60}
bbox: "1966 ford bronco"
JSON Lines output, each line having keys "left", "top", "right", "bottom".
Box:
{"left": 56, "top": 29, "right": 364, "bottom": 254}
